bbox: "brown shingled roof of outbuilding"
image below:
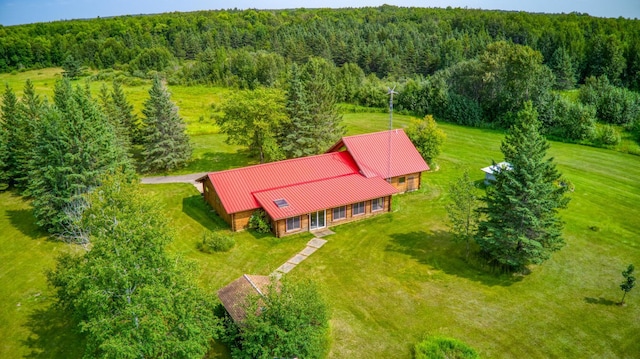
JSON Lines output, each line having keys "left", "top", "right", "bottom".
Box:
{"left": 217, "top": 275, "right": 272, "bottom": 323}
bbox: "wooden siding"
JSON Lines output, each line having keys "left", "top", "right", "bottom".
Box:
{"left": 389, "top": 172, "right": 422, "bottom": 193}
{"left": 203, "top": 178, "right": 232, "bottom": 226}
{"left": 202, "top": 177, "right": 255, "bottom": 232}
{"left": 273, "top": 195, "right": 392, "bottom": 238}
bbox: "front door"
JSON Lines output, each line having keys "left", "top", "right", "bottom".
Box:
{"left": 407, "top": 176, "right": 415, "bottom": 191}
{"left": 309, "top": 210, "right": 326, "bottom": 230}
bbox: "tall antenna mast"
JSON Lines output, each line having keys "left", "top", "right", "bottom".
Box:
{"left": 387, "top": 86, "right": 397, "bottom": 183}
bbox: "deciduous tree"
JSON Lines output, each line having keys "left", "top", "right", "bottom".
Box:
{"left": 218, "top": 88, "right": 287, "bottom": 163}
{"left": 140, "top": 76, "right": 191, "bottom": 172}
{"left": 227, "top": 278, "right": 329, "bottom": 359}
{"left": 476, "top": 102, "right": 570, "bottom": 271}
{"left": 620, "top": 264, "right": 636, "bottom": 306}
{"left": 446, "top": 169, "right": 482, "bottom": 260}
{"left": 406, "top": 114, "right": 446, "bottom": 168}
{"left": 48, "top": 175, "right": 220, "bottom": 358}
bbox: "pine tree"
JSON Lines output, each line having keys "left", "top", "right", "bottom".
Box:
{"left": 281, "top": 59, "right": 344, "bottom": 158}
{"left": 29, "top": 79, "right": 131, "bottom": 236}
{"left": 476, "top": 102, "right": 570, "bottom": 271}
{"left": 140, "top": 76, "right": 191, "bottom": 173}
{"left": 62, "top": 54, "right": 82, "bottom": 79}
{"left": 1, "top": 80, "right": 45, "bottom": 192}
{"left": 111, "top": 80, "right": 141, "bottom": 145}
{"left": 0, "top": 85, "right": 18, "bottom": 189}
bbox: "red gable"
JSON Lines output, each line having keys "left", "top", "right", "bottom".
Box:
{"left": 206, "top": 151, "right": 360, "bottom": 215}
{"left": 327, "top": 129, "right": 429, "bottom": 178}
{"left": 254, "top": 174, "right": 397, "bottom": 220}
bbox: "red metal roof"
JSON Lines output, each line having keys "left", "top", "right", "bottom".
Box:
{"left": 253, "top": 174, "right": 397, "bottom": 220}
{"left": 207, "top": 151, "right": 360, "bottom": 214}
{"left": 328, "top": 129, "right": 429, "bottom": 178}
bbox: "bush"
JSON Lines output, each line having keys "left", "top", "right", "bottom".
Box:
{"left": 595, "top": 124, "right": 621, "bottom": 147}
{"left": 414, "top": 336, "right": 479, "bottom": 359}
{"left": 406, "top": 115, "right": 446, "bottom": 167}
{"left": 248, "top": 209, "right": 271, "bottom": 233}
{"left": 198, "top": 231, "right": 235, "bottom": 253}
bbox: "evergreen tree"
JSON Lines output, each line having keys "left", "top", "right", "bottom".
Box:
{"left": 550, "top": 47, "right": 577, "bottom": 90}
{"left": 48, "top": 174, "right": 220, "bottom": 358}
{"left": 29, "top": 79, "right": 131, "bottom": 236}
{"left": 111, "top": 80, "right": 141, "bottom": 145}
{"left": 62, "top": 54, "right": 82, "bottom": 79}
{"left": 476, "top": 102, "right": 570, "bottom": 271}
{"left": 281, "top": 59, "right": 344, "bottom": 158}
{"left": 140, "top": 76, "right": 191, "bottom": 173}
{"left": 0, "top": 85, "right": 18, "bottom": 189}
{"left": 1, "top": 80, "right": 45, "bottom": 192}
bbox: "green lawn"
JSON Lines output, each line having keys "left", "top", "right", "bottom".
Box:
{"left": 1, "top": 71, "right": 639, "bottom": 358}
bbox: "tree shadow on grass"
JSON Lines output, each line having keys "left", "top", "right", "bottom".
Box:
{"left": 22, "top": 303, "right": 85, "bottom": 359}
{"left": 584, "top": 297, "right": 617, "bottom": 306}
{"left": 182, "top": 195, "right": 230, "bottom": 232}
{"left": 386, "top": 230, "right": 523, "bottom": 287}
{"left": 7, "top": 209, "right": 47, "bottom": 240}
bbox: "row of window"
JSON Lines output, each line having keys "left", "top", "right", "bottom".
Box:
{"left": 285, "top": 197, "right": 386, "bottom": 232}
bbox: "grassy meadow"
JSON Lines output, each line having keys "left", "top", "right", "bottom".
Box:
{"left": 1, "top": 69, "right": 639, "bottom": 358}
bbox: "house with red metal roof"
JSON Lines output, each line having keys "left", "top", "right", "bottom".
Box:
{"left": 198, "top": 129, "right": 429, "bottom": 237}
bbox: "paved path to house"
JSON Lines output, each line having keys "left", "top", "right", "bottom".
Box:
{"left": 271, "top": 229, "right": 334, "bottom": 278}
{"left": 140, "top": 172, "right": 208, "bottom": 193}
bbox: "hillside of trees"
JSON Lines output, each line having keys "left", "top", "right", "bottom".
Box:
{"left": 1, "top": 6, "right": 639, "bottom": 146}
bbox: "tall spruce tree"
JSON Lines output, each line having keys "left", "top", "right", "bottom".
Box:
{"left": 0, "top": 85, "right": 18, "bottom": 189}
{"left": 29, "top": 79, "right": 131, "bottom": 236}
{"left": 476, "top": 102, "right": 570, "bottom": 271}
{"left": 281, "top": 59, "right": 344, "bottom": 158}
{"left": 111, "top": 80, "right": 141, "bottom": 145}
{"left": 140, "top": 76, "right": 191, "bottom": 173}
{"left": 1, "top": 80, "right": 45, "bottom": 192}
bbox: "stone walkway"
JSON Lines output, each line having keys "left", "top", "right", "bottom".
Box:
{"left": 271, "top": 233, "right": 332, "bottom": 278}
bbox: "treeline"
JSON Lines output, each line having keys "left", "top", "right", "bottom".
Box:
{"left": 1, "top": 6, "right": 639, "bottom": 89}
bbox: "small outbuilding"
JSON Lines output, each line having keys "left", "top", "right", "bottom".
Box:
{"left": 481, "top": 161, "right": 512, "bottom": 185}
{"left": 217, "top": 274, "right": 272, "bottom": 323}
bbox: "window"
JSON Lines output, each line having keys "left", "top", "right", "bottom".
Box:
{"left": 274, "top": 198, "right": 289, "bottom": 208}
{"left": 372, "top": 197, "right": 384, "bottom": 211}
{"left": 286, "top": 216, "right": 301, "bottom": 232}
{"left": 352, "top": 201, "right": 365, "bottom": 216}
{"left": 333, "top": 206, "right": 346, "bottom": 220}
{"left": 398, "top": 177, "right": 406, "bottom": 184}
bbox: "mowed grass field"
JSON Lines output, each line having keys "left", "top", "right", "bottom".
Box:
{"left": 1, "top": 69, "right": 639, "bottom": 358}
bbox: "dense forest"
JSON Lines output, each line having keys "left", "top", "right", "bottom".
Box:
{"left": 1, "top": 6, "right": 640, "bottom": 144}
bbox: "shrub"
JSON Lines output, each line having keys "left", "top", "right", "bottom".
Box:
{"left": 406, "top": 115, "right": 446, "bottom": 168}
{"left": 248, "top": 209, "right": 271, "bottom": 233}
{"left": 198, "top": 231, "right": 235, "bottom": 253}
{"left": 414, "top": 336, "right": 479, "bottom": 359}
{"left": 595, "top": 124, "right": 621, "bottom": 147}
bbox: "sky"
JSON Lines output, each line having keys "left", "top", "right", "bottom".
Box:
{"left": 0, "top": 0, "right": 638, "bottom": 26}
